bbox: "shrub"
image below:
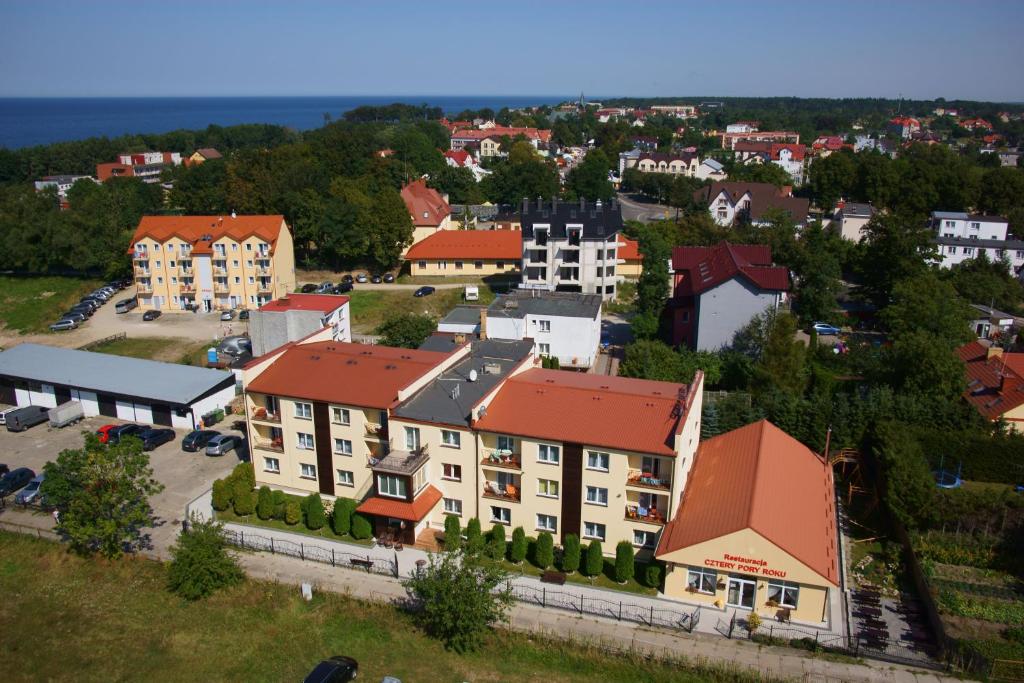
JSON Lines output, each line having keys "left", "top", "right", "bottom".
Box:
{"left": 284, "top": 499, "right": 301, "bottom": 525}
{"left": 256, "top": 486, "right": 273, "bottom": 520}
{"left": 167, "top": 516, "right": 244, "bottom": 600}
{"left": 351, "top": 514, "right": 372, "bottom": 540}
{"left": 614, "top": 541, "right": 635, "bottom": 583}
{"left": 465, "top": 517, "right": 484, "bottom": 554}
{"left": 487, "top": 524, "right": 507, "bottom": 560}
{"left": 645, "top": 563, "right": 662, "bottom": 589}
{"left": 233, "top": 488, "right": 255, "bottom": 516}
{"left": 305, "top": 494, "right": 326, "bottom": 531}
{"left": 331, "top": 498, "right": 354, "bottom": 536}
{"left": 510, "top": 526, "right": 527, "bottom": 563}
{"left": 230, "top": 478, "right": 250, "bottom": 509}
{"left": 561, "top": 534, "right": 580, "bottom": 573}
{"left": 211, "top": 479, "right": 231, "bottom": 511}
{"left": 534, "top": 531, "right": 554, "bottom": 569}
{"left": 273, "top": 501, "right": 286, "bottom": 520}
{"left": 271, "top": 489, "right": 287, "bottom": 505}
{"left": 231, "top": 461, "right": 255, "bottom": 490}
{"left": 443, "top": 515, "right": 462, "bottom": 552}
{"left": 746, "top": 611, "right": 762, "bottom": 635}
{"left": 585, "top": 540, "right": 604, "bottom": 577}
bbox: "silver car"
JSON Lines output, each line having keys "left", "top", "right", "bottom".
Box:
{"left": 49, "top": 319, "right": 78, "bottom": 331}
{"left": 15, "top": 473, "right": 44, "bottom": 505}
{"left": 205, "top": 434, "right": 242, "bottom": 456}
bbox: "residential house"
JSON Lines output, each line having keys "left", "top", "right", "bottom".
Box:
{"left": 186, "top": 148, "right": 222, "bottom": 165}
{"left": 33, "top": 174, "right": 94, "bottom": 207}
{"left": 401, "top": 179, "right": 452, "bottom": 250}
{"left": 695, "top": 182, "right": 810, "bottom": 228}
{"left": 128, "top": 214, "right": 296, "bottom": 312}
{"left": 853, "top": 135, "right": 896, "bottom": 156}
{"left": 249, "top": 293, "right": 352, "bottom": 356}
{"left": 960, "top": 117, "right": 993, "bottom": 131}
{"left": 968, "top": 304, "right": 1015, "bottom": 340}
{"left": 957, "top": 341, "right": 1024, "bottom": 432}
{"left": 810, "top": 136, "right": 849, "bottom": 157}
{"left": 617, "top": 236, "right": 643, "bottom": 278}
{"left": 668, "top": 242, "right": 790, "bottom": 349}
{"left": 623, "top": 151, "right": 700, "bottom": 176}
{"left": 887, "top": 117, "right": 921, "bottom": 139}
{"left": 450, "top": 126, "right": 552, "bottom": 156}
{"left": 694, "top": 158, "right": 727, "bottom": 182}
{"left": 832, "top": 202, "right": 875, "bottom": 242}
{"left": 404, "top": 229, "right": 521, "bottom": 277}
{"left": 720, "top": 130, "right": 800, "bottom": 150}
{"left": 733, "top": 142, "right": 807, "bottom": 184}
{"left": 442, "top": 149, "right": 490, "bottom": 182}
{"left": 930, "top": 211, "right": 1024, "bottom": 274}
{"left": 726, "top": 122, "right": 760, "bottom": 134}
{"left": 650, "top": 105, "right": 699, "bottom": 119}
{"left": 484, "top": 290, "right": 602, "bottom": 369}
{"left": 97, "top": 151, "right": 182, "bottom": 183}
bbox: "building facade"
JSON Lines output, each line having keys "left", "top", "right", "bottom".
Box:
{"left": 404, "top": 229, "right": 521, "bottom": 277}
{"left": 401, "top": 179, "right": 452, "bottom": 250}
{"left": 484, "top": 290, "right": 602, "bottom": 369}
{"left": 695, "top": 182, "right": 810, "bottom": 228}
{"left": 930, "top": 211, "right": 1024, "bottom": 273}
{"left": 249, "top": 294, "right": 351, "bottom": 356}
{"left": 832, "top": 202, "right": 875, "bottom": 242}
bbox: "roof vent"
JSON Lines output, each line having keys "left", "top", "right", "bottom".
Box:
{"left": 346, "top": 359, "right": 357, "bottom": 365}
{"left": 310, "top": 355, "right": 320, "bottom": 361}
{"left": 385, "top": 364, "right": 397, "bottom": 370}
{"left": 545, "top": 379, "right": 555, "bottom": 384}
{"left": 600, "top": 385, "right": 609, "bottom": 390}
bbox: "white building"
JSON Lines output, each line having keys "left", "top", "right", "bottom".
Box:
{"left": 249, "top": 293, "right": 351, "bottom": 356}
{"left": 694, "top": 158, "right": 727, "bottom": 181}
{"left": 484, "top": 290, "right": 602, "bottom": 369}
{"left": 931, "top": 211, "right": 1024, "bottom": 274}
{"left": 33, "top": 174, "right": 95, "bottom": 202}
{"left": 695, "top": 182, "right": 810, "bottom": 228}
{"left": 833, "top": 202, "right": 875, "bottom": 242}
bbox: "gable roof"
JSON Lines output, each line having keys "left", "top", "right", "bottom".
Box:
{"left": 618, "top": 236, "right": 641, "bottom": 262}
{"left": 957, "top": 341, "right": 1024, "bottom": 421}
{"left": 695, "top": 182, "right": 810, "bottom": 224}
{"left": 130, "top": 215, "right": 287, "bottom": 254}
{"left": 672, "top": 241, "right": 789, "bottom": 296}
{"left": 404, "top": 229, "right": 521, "bottom": 261}
{"left": 195, "top": 147, "right": 222, "bottom": 160}
{"left": 401, "top": 179, "right": 450, "bottom": 227}
{"left": 443, "top": 149, "right": 473, "bottom": 166}
{"left": 656, "top": 420, "right": 839, "bottom": 586}
{"left": 770, "top": 143, "right": 806, "bottom": 161}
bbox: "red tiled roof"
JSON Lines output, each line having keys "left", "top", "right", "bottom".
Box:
{"left": 404, "top": 229, "right": 521, "bottom": 260}
{"left": 401, "top": 179, "right": 450, "bottom": 227}
{"left": 129, "top": 215, "right": 287, "bottom": 254}
{"left": 812, "top": 136, "right": 845, "bottom": 151}
{"left": 957, "top": 341, "right": 1024, "bottom": 421}
{"left": 619, "top": 236, "right": 641, "bottom": 262}
{"left": 889, "top": 116, "right": 920, "bottom": 127}
{"left": 771, "top": 143, "right": 806, "bottom": 161}
{"left": 656, "top": 420, "right": 839, "bottom": 586}
{"left": 195, "top": 147, "right": 222, "bottom": 160}
{"left": 246, "top": 341, "right": 450, "bottom": 409}
{"left": 356, "top": 485, "right": 442, "bottom": 522}
{"left": 451, "top": 126, "right": 552, "bottom": 143}
{"left": 733, "top": 140, "right": 772, "bottom": 154}
{"left": 672, "top": 241, "right": 789, "bottom": 295}
{"left": 474, "top": 369, "right": 693, "bottom": 456}
{"left": 443, "top": 149, "right": 472, "bottom": 166}
{"left": 259, "top": 293, "right": 349, "bottom": 314}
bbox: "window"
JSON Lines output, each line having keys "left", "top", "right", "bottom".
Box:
{"left": 496, "top": 261, "right": 505, "bottom": 269}
{"left": 491, "top": 506, "right": 511, "bottom": 524}
{"left": 475, "top": 261, "right": 483, "bottom": 270}
{"left": 443, "top": 498, "right": 463, "bottom": 515}
{"left": 767, "top": 581, "right": 800, "bottom": 608}
{"left": 294, "top": 402, "right": 312, "bottom": 419}
{"left": 969, "top": 235, "right": 978, "bottom": 240}
{"left": 439, "top": 260, "right": 448, "bottom": 270}
{"left": 585, "top": 486, "right": 608, "bottom": 506}
{"left": 155, "top": 261, "right": 162, "bottom": 268}
{"left": 538, "top": 444, "right": 560, "bottom": 464}
{"left": 455, "top": 261, "right": 464, "bottom": 270}
{"left": 536, "top": 514, "right": 557, "bottom": 532}
{"left": 413, "top": 466, "right": 427, "bottom": 493}
{"left": 332, "top": 407, "right": 350, "bottom": 424}
{"left": 971, "top": 222, "right": 981, "bottom": 230}
{"left": 497, "top": 435, "right": 515, "bottom": 451}
{"left": 587, "top": 451, "right": 609, "bottom": 471}
{"left": 405, "top": 426, "right": 420, "bottom": 451}
{"left": 441, "top": 430, "right": 461, "bottom": 448}
{"left": 1017, "top": 251, "right": 1024, "bottom": 259}
{"left": 964, "top": 247, "right": 975, "bottom": 255}
{"left": 418, "top": 261, "right": 427, "bottom": 269}
{"left": 948, "top": 246, "right": 957, "bottom": 255}
{"left": 333, "top": 438, "right": 352, "bottom": 455}
{"left": 248, "top": 276, "right": 255, "bottom": 284}
{"left": 234, "top": 276, "right": 241, "bottom": 284}
{"left": 157, "top": 277, "right": 163, "bottom": 284}
{"left": 246, "top": 243, "right": 253, "bottom": 251}
{"left": 686, "top": 567, "right": 717, "bottom": 594}
{"left": 300, "top": 463, "right": 317, "bottom": 479}
{"left": 538, "top": 343, "right": 551, "bottom": 356}
{"left": 633, "top": 530, "right": 657, "bottom": 548}
{"left": 169, "top": 260, "right": 176, "bottom": 268}
{"left": 442, "top": 463, "right": 462, "bottom": 481}
{"left": 378, "top": 474, "right": 407, "bottom": 498}
{"left": 538, "top": 319, "right": 551, "bottom": 332}
{"left": 336, "top": 469, "right": 354, "bottom": 487}
{"left": 583, "top": 521, "right": 606, "bottom": 541}
{"left": 297, "top": 433, "right": 314, "bottom": 450}
{"left": 537, "top": 479, "right": 559, "bottom": 498}
{"left": 263, "top": 457, "right": 280, "bottom": 473}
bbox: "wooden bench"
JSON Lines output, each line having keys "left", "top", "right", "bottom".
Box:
{"left": 349, "top": 558, "right": 374, "bottom": 570}
{"left": 540, "top": 570, "right": 566, "bottom": 585}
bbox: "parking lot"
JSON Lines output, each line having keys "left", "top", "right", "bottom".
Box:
{"left": 0, "top": 414, "right": 241, "bottom": 551}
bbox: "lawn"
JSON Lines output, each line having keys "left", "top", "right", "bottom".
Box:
{"left": 215, "top": 507, "right": 374, "bottom": 547}
{"left": 88, "top": 336, "right": 214, "bottom": 366}
{"left": 0, "top": 532, "right": 766, "bottom": 683}
{"left": 349, "top": 287, "right": 496, "bottom": 334}
{"left": 0, "top": 275, "right": 102, "bottom": 334}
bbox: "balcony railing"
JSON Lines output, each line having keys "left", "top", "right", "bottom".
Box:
{"left": 213, "top": 267, "right": 227, "bottom": 276}
{"left": 625, "top": 504, "right": 666, "bottom": 525}
{"left": 256, "top": 267, "right": 271, "bottom": 276}
{"left": 133, "top": 267, "right": 150, "bottom": 276}
{"left": 626, "top": 470, "right": 670, "bottom": 490}
{"left": 483, "top": 482, "right": 521, "bottom": 502}
{"left": 214, "top": 284, "right": 228, "bottom": 293}
{"left": 179, "top": 285, "right": 196, "bottom": 293}
{"left": 133, "top": 251, "right": 148, "bottom": 260}
{"left": 179, "top": 266, "right": 193, "bottom": 276}
{"left": 480, "top": 450, "right": 522, "bottom": 470}
{"left": 257, "top": 282, "right": 273, "bottom": 293}
{"left": 254, "top": 439, "right": 284, "bottom": 453}
{"left": 250, "top": 407, "right": 281, "bottom": 423}
{"left": 137, "top": 283, "right": 153, "bottom": 293}
{"left": 364, "top": 423, "right": 388, "bottom": 439}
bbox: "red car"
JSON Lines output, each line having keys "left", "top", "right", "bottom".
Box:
{"left": 96, "top": 424, "right": 118, "bottom": 443}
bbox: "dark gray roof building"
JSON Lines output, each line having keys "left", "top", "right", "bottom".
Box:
{"left": 487, "top": 290, "right": 602, "bottom": 320}
{"left": 520, "top": 197, "right": 624, "bottom": 241}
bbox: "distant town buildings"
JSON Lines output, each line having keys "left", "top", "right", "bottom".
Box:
{"left": 97, "top": 151, "right": 182, "bottom": 183}
{"left": 33, "top": 174, "right": 95, "bottom": 207}
{"left": 695, "top": 182, "right": 810, "bottom": 227}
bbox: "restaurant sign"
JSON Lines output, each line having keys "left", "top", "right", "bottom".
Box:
{"left": 703, "top": 553, "right": 787, "bottom": 578}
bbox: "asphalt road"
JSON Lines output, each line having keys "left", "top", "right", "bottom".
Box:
{"left": 616, "top": 192, "right": 673, "bottom": 223}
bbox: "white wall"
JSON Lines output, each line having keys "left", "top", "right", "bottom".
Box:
{"left": 71, "top": 389, "right": 99, "bottom": 416}
{"left": 187, "top": 384, "right": 237, "bottom": 430}
{"left": 31, "top": 384, "right": 58, "bottom": 408}
{"left": 14, "top": 386, "right": 29, "bottom": 406}
{"left": 133, "top": 403, "right": 154, "bottom": 424}
{"left": 116, "top": 400, "right": 134, "bottom": 420}
{"left": 486, "top": 312, "right": 600, "bottom": 368}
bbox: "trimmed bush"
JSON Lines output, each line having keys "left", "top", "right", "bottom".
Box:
{"left": 351, "top": 513, "right": 372, "bottom": 540}
{"left": 510, "top": 526, "right": 527, "bottom": 563}
{"left": 534, "top": 531, "right": 554, "bottom": 569}
{"left": 487, "top": 524, "right": 507, "bottom": 560}
{"left": 230, "top": 478, "right": 249, "bottom": 508}
{"left": 614, "top": 541, "right": 635, "bottom": 583}
{"left": 231, "top": 462, "right": 255, "bottom": 490}
{"left": 331, "top": 498, "right": 354, "bottom": 536}
{"left": 271, "top": 489, "right": 287, "bottom": 505}
{"left": 256, "top": 486, "right": 273, "bottom": 520}
{"left": 211, "top": 479, "right": 231, "bottom": 511}
{"left": 167, "top": 517, "right": 243, "bottom": 600}
{"left": 561, "top": 534, "right": 580, "bottom": 573}
{"left": 305, "top": 494, "right": 326, "bottom": 531}
{"left": 645, "top": 563, "right": 662, "bottom": 589}
{"left": 443, "top": 515, "right": 462, "bottom": 551}
{"left": 585, "top": 540, "right": 604, "bottom": 577}
{"left": 233, "top": 488, "right": 255, "bottom": 516}
{"left": 465, "top": 517, "right": 484, "bottom": 554}
{"left": 273, "top": 501, "right": 286, "bottom": 520}
{"left": 284, "top": 499, "right": 301, "bottom": 525}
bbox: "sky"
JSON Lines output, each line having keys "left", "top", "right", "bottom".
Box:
{"left": 1, "top": 1, "right": 1022, "bottom": 101}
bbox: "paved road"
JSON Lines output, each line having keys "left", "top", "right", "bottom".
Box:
{"left": 617, "top": 192, "right": 673, "bottom": 223}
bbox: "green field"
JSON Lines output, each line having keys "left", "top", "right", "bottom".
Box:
{"left": 349, "top": 287, "right": 496, "bottom": 334}
{"left": 0, "top": 532, "right": 766, "bottom": 683}
{"left": 88, "top": 335, "right": 213, "bottom": 365}
{"left": 0, "top": 275, "right": 102, "bottom": 334}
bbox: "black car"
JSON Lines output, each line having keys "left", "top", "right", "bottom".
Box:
{"left": 62, "top": 311, "right": 88, "bottom": 324}
{"left": 108, "top": 423, "right": 151, "bottom": 444}
{"left": 300, "top": 283, "right": 318, "bottom": 293}
{"left": 78, "top": 298, "right": 101, "bottom": 310}
{"left": 182, "top": 429, "right": 221, "bottom": 452}
{"left": 341, "top": 274, "right": 354, "bottom": 284}
{"left": 0, "top": 467, "right": 36, "bottom": 498}
{"left": 303, "top": 656, "right": 359, "bottom": 683}
{"left": 138, "top": 428, "right": 176, "bottom": 451}
{"left": 382, "top": 273, "right": 395, "bottom": 283}
{"left": 370, "top": 274, "right": 382, "bottom": 284}
{"left": 238, "top": 310, "right": 250, "bottom": 321}
{"left": 333, "top": 282, "right": 353, "bottom": 294}
{"left": 413, "top": 286, "right": 435, "bottom": 297}
{"left": 143, "top": 310, "right": 161, "bottom": 321}
{"left": 68, "top": 305, "right": 95, "bottom": 317}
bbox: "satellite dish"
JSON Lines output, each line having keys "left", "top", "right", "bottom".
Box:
{"left": 469, "top": 369, "right": 478, "bottom": 382}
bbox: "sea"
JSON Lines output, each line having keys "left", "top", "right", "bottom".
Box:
{"left": 0, "top": 95, "right": 570, "bottom": 150}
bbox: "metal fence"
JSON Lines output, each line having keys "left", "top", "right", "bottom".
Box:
{"left": 508, "top": 581, "right": 701, "bottom": 633}
{"left": 222, "top": 528, "right": 397, "bottom": 577}
{"left": 78, "top": 332, "right": 127, "bottom": 351}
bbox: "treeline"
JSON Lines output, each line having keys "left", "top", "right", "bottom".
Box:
{"left": 342, "top": 103, "right": 444, "bottom": 123}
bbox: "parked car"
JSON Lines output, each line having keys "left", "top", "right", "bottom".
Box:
{"left": 77, "top": 298, "right": 101, "bottom": 311}
{"left": 300, "top": 283, "right": 318, "bottom": 293}
{"left": 142, "top": 310, "right": 162, "bottom": 321}
{"left": 220, "top": 310, "right": 235, "bottom": 321}
{"left": 0, "top": 467, "right": 35, "bottom": 498}
{"left": 355, "top": 273, "right": 368, "bottom": 283}
{"left": 15, "top": 473, "right": 45, "bottom": 505}
{"left": 0, "top": 407, "right": 19, "bottom": 426}
{"left": 812, "top": 322, "right": 842, "bottom": 336}
{"left": 68, "top": 304, "right": 95, "bottom": 317}
{"left": 138, "top": 428, "right": 176, "bottom": 451}
{"left": 107, "top": 423, "right": 150, "bottom": 444}
{"left": 49, "top": 319, "right": 78, "bottom": 332}
{"left": 61, "top": 311, "right": 87, "bottom": 324}
{"left": 333, "top": 282, "right": 353, "bottom": 294}
{"left": 600, "top": 334, "right": 611, "bottom": 351}
{"left": 370, "top": 274, "right": 382, "bottom": 284}
{"left": 382, "top": 273, "right": 395, "bottom": 283}
{"left": 413, "top": 286, "right": 435, "bottom": 297}
{"left": 341, "top": 274, "right": 354, "bottom": 284}
{"left": 182, "top": 430, "right": 221, "bottom": 452}
{"left": 115, "top": 298, "right": 138, "bottom": 313}
{"left": 238, "top": 309, "right": 250, "bottom": 321}
{"left": 6, "top": 405, "right": 50, "bottom": 432}
{"left": 316, "top": 281, "right": 333, "bottom": 293}
{"left": 96, "top": 424, "right": 118, "bottom": 443}
{"left": 303, "top": 656, "right": 359, "bottom": 683}
{"left": 205, "top": 434, "right": 243, "bottom": 456}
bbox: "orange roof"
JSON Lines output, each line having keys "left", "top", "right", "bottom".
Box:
{"left": 356, "top": 485, "right": 442, "bottom": 522}
{"left": 401, "top": 179, "right": 450, "bottom": 227}
{"left": 246, "top": 341, "right": 450, "bottom": 409}
{"left": 259, "top": 293, "right": 349, "bottom": 314}
{"left": 656, "top": 420, "right": 838, "bottom": 586}
{"left": 404, "top": 229, "right": 521, "bottom": 261}
{"left": 957, "top": 341, "right": 1024, "bottom": 421}
{"left": 473, "top": 368, "right": 693, "bottom": 456}
{"left": 619, "top": 236, "right": 641, "bottom": 262}
{"left": 129, "top": 215, "right": 287, "bottom": 254}
{"left": 451, "top": 126, "right": 552, "bottom": 143}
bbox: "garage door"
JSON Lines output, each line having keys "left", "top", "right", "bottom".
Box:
{"left": 133, "top": 403, "right": 153, "bottom": 424}
{"left": 151, "top": 403, "right": 172, "bottom": 426}
{"left": 0, "top": 379, "right": 14, "bottom": 406}
{"left": 55, "top": 385, "right": 72, "bottom": 405}
{"left": 116, "top": 400, "right": 134, "bottom": 420}
{"left": 98, "top": 393, "right": 117, "bottom": 417}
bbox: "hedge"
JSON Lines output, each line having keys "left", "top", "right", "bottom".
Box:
{"left": 534, "top": 532, "right": 554, "bottom": 569}
{"left": 305, "top": 494, "right": 326, "bottom": 531}
{"left": 510, "top": 526, "right": 527, "bottom": 563}
{"left": 584, "top": 540, "right": 603, "bottom": 577}
{"left": 561, "top": 534, "right": 580, "bottom": 573}
{"left": 256, "top": 486, "right": 273, "bottom": 520}
{"left": 351, "top": 514, "right": 372, "bottom": 540}
{"left": 614, "top": 541, "right": 635, "bottom": 583}
{"left": 443, "top": 515, "right": 461, "bottom": 551}
{"left": 465, "top": 517, "right": 484, "bottom": 554}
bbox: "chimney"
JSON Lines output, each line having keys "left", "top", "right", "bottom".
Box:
{"left": 551, "top": 196, "right": 558, "bottom": 212}
{"left": 231, "top": 210, "right": 237, "bottom": 219}
{"left": 479, "top": 307, "right": 488, "bottom": 340}
{"left": 521, "top": 197, "right": 528, "bottom": 214}
{"left": 781, "top": 185, "right": 793, "bottom": 197}
{"left": 987, "top": 345, "right": 1004, "bottom": 360}
{"left": 580, "top": 197, "right": 585, "bottom": 210}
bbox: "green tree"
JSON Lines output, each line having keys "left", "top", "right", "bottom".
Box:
{"left": 402, "top": 550, "right": 513, "bottom": 653}
{"left": 754, "top": 312, "right": 807, "bottom": 394}
{"left": 480, "top": 141, "right": 559, "bottom": 204}
{"left": 167, "top": 516, "right": 244, "bottom": 601}
{"left": 465, "top": 517, "right": 484, "bottom": 554}
{"left": 564, "top": 149, "right": 614, "bottom": 201}
{"left": 881, "top": 272, "right": 973, "bottom": 344}
{"left": 429, "top": 165, "right": 484, "bottom": 205}
{"left": 376, "top": 313, "right": 436, "bottom": 349}
{"left": 793, "top": 222, "right": 842, "bottom": 326}
{"left": 645, "top": 564, "right": 662, "bottom": 589}
{"left": 584, "top": 540, "right": 604, "bottom": 578}
{"left": 727, "top": 160, "right": 791, "bottom": 187}
{"left": 350, "top": 513, "right": 372, "bottom": 539}
{"left": 256, "top": 486, "right": 273, "bottom": 520}
{"left": 487, "top": 524, "right": 507, "bottom": 561}
{"left": 614, "top": 541, "right": 635, "bottom": 583}
{"left": 510, "top": 526, "right": 527, "bottom": 564}
{"left": 619, "top": 340, "right": 683, "bottom": 381}
{"left": 443, "top": 514, "right": 462, "bottom": 552}
{"left": 945, "top": 251, "right": 1024, "bottom": 313}
{"left": 233, "top": 488, "right": 255, "bottom": 517}
{"left": 534, "top": 531, "right": 554, "bottom": 569}
{"left": 40, "top": 433, "right": 164, "bottom": 558}
{"left": 332, "top": 498, "right": 354, "bottom": 536}
{"left": 305, "top": 494, "right": 326, "bottom": 531}
{"left": 211, "top": 479, "right": 231, "bottom": 511}
{"left": 808, "top": 151, "right": 857, "bottom": 209}
{"left": 561, "top": 534, "right": 581, "bottom": 573}
{"left": 857, "top": 213, "right": 936, "bottom": 308}
{"left": 872, "top": 421, "right": 937, "bottom": 529}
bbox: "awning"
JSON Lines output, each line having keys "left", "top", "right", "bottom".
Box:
{"left": 356, "top": 484, "right": 442, "bottom": 522}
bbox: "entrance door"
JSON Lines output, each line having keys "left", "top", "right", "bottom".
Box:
{"left": 727, "top": 577, "right": 756, "bottom": 609}
{"left": 151, "top": 403, "right": 172, "bottom": 426}
{"left": 203, "top": 299, "right": 212, "bottom": 313}
{"left": 98, "top": 393, "right": 117, "bottom": 417}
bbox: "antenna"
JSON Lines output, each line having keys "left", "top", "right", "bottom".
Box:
{"left": 469, "top": 369, "right": 478, "bottom": 382}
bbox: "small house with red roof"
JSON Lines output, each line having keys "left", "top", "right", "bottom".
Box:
{"left": 404, "top": 229, "right": 521, "bottom": 277}
{"left": 960, "top": 117, "right": 993, "bottom": 131}
{"left": 400, "top": 179, "right": 452, "bottom": 253}
{"left": 957, "top": 341, "right": 1024, "bottom": 432}
{"left": 249, "top": 293, "right": 351, "bottom": 356}
{"left": 887, "top": 116, "right": 921, "bottom": 139}
{"left": 669, "top": 242, "right": 790, "bottom": 349}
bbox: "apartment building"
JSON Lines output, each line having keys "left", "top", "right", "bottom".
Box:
{"left": 129, "top": 214, "right": 296, "bottom": 312}
{"left": 930, "top": 211, "right": 1024, "bottom": 274}
{"left": 484, "top": 290, "right": 602, "bottom": 369}
{"left": 622, "top": 151, "right": 700, "bottom": 177}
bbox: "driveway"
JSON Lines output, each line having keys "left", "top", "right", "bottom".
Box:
{"left": 617, "top": 192, "right": 673, "bottom": 223}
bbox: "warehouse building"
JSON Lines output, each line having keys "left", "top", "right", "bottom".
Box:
{"left": 0, "top": 343, "right": 236, "bottom": 430}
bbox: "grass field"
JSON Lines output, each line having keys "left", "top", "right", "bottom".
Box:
{"left": 0, "top": 275, "right": 102, "bottom": 334}
{"left": 349, "top": 287, "right": 496, "bottom": 334}
{"left": 0, "top": 532, "right": 766, "bottom": 683}
{"left": 88, "top": 336, "right": 213, "bottom": 365}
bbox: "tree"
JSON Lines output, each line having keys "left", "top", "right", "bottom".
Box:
{"left": 305, "top": 494, "right": 326, "bottom": 531}
{"left": 808, "top": 151, "right": 857, "bottom": 209}
{"left": 792, "top": 222, "right": 842, "bottom": 326}
{"left": 727, "top": 160, "right": 791, "bottom": 187}
{"left": 487, "top": 523, "right": 507, "bottom": 561}
{"left": 429, "top": 165, "right": 484, "bottom": 205}
{"left": 233, "top": 487, "right": 255, "bottom": 517}
{"left": 746, "top": 611, "right": 762, "bottom": 635}
{"left": 534, "top": 531, "right": 554, "bottom": 569}
{"left": 40, "top": 433, "right": 164, "bottom": 558}
{"left": 619, "top": 340, "right": 683, "bottom": 381}
{"left": 332, "top": 498, "right": 354, "bottom": 536}
{"left": 167, "top": 516, "right": 244, "bottom": 601}
{"left": 510, "top": 526, "right": 527, "bottom": 564}
{"left": 350, "top": 514, "right": 372, "bottom": 539}
{"left": 376, "top": 313, "right": 436, "bottom": 349}
{"left": 443, "top": 514, "right": 462, "bottom": 552}
{"left": 564, "top": 149, "right": 614, "bottom": 201}
{"left": 480, "top": 141, "right": 559, "bottom": 205}
{"left": 561, "top": 534, "right": 581, "bottom": 574}
{"left": 754, "top": 312, "right": 807, "bottom": 394}
{"left": 256, "top": 486, "right": 273, "bottom": 520}
{"left": 856, "top": 213, "right": 935, "bottom": 308}
{"left": 881, "top": 271, "right": 973, "bottom": 344}
{"left": 945, "top": 252, "right": 1024, "bottom": 312}
{"left": 614, "top": 541, "right": 635, "bottom": 583}
{"left": 645, "top": 564, "right": 662, "bottom": 589}
{"left": 872, "top": 421, "right": 937, "bottom": 529}
{"left": 211, "top": 479, "right": 231, "bottom": 511}
{"left": 284, "top": 499, "right": 301, "bottom": 525}
{"left": 584, "top": 540, "right": 604, "bottom": 578}
{"left": 402, "top": 550, "right": 513, "bottom": 652}
{"left": 465, "top": 517, "right": 484, "bottom": 554}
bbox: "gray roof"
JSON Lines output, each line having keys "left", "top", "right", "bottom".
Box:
{"left": 418, "top": 333, "right": 462, "bottom": 353}
{"left": 838, "top": 202, "right": 874, "bottom": 218}
{"left": 393, "top": 339, "right": 533, "bottom": 427}
{"left": 440, "top": 306, "right": 484, "bottom": 326}
{"left": 932, "top": 211, "right": 1007, "bottom": 223}
{"left": 701, "top": 158, "right": 724, "bottom": 172}
{"left": 520, "top": 198, "right": 623, "bottom": 241}
{"left": 970, "top": 303, "right": 1016, "bottom": 320}
{"left": 0, "top": 343, "right": 234, "bottom": 406}
{"left": 934, "top": 236, "right": 1024, "bottom": 249}
{"left": 487, "top": 290, "right": 602, "bottom": 320}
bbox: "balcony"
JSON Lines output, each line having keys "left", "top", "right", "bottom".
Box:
{"left": 364, "top": 423, "right": 388, "bottom": 439}
{"left": 253, "top": 438, "right": 284, "bottom": 453}
{"left": 133, "top": 251, "right": 148, "bottom": 261}
{"left": 626, "top": 470, "right": 670, "bottom": 491}
{"left": 213, "top": 267, "right": 227, "bottom": 276}
{"left": 480, "top": 450, "right": 522, "bottom": 470}
{"left": 527, "top": 250, "right": 547, "bottom": 264}
{"left": 369, "top": 447, "right": 428, "bottom": 475}
{"left": 251, "top": 406, "right": 281, "bottom": 424}
{"left": 257, "top": 281, "right": 273, "bottom": 293}
{"left": 133, "top": 266, "right": 150, "bottom": 276}
{"left": 625, "top": 504, "right": 666, "bottom": 525}
{"left": 137, "top": 283, "right": 153, "bottom": 293}
{"left": 483, "top": 481, "right": 521, "bottom": 503}
{"left": 256, "top": 267, "right": 271, "bottom": 276}
{"left": 179, "top": 265, "right": 193, "bottom": 276}
{"left": 214, "top": 283, "right": 228, "bottom": 294}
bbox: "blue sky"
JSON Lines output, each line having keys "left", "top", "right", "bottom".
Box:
{"left": 1, "top": 1, "right": 1022, "bottom": 100}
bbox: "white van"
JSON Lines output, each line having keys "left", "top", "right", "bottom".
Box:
{"left": 464, "top": 285, "right": 479, "bottom": 301}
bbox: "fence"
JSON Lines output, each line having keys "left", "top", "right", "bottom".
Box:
{"left": 221, "top": 528, "right": 397, "bottom": 578}
{"left": 507, "top": 581, "right": 701, "bottom": 633}
{"left": 78, "top": 332, "right": 127, "bottom": 351}
{"left": 0, "top": 518, "right": 60, "bottom": 541}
